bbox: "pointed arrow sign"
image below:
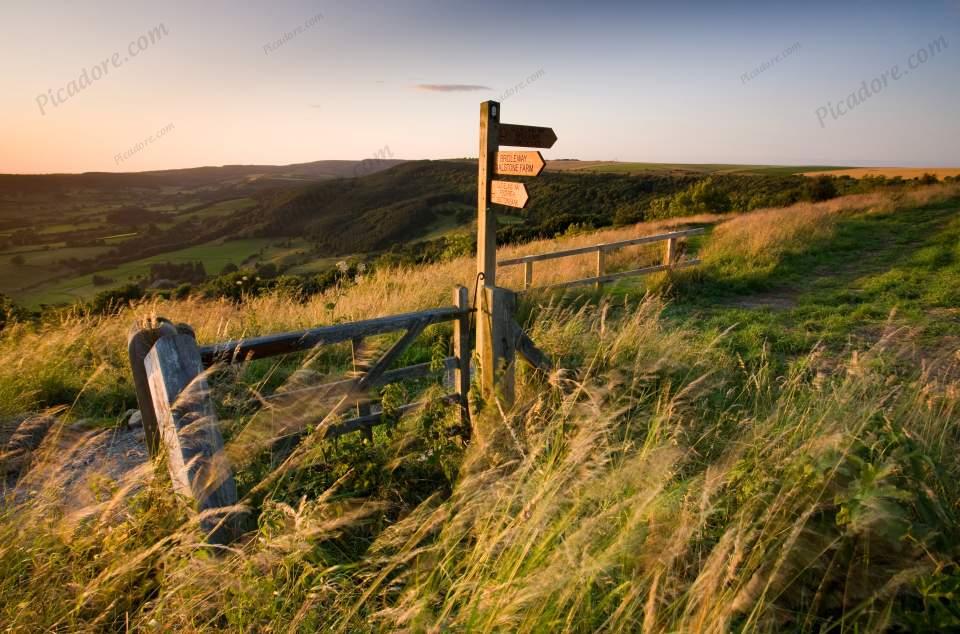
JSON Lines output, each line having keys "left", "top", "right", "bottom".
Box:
{"left": 490, "top": 180, "right": 529, "bottom": 208}
{"left": 495, "top": 151, "right": 545, "bottom": 177}
{"left": 498, "top": 124, "right": 557, "bottom": 149}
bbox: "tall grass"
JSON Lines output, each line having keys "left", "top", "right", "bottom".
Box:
{"left": 702, "top": 183, "right": 960, "bottom": 275}
{"left": 2, "top": 297, "right": 958, "bottom": 630}
{"left": 1, "top": 185, "right": 959, "bottom": 630}
{"left": 0, "top": 213, "right": 716, "bottom": 422}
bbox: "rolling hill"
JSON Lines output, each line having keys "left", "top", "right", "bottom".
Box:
{"left": 3, "top": 158, "right": 952, "bottom": 308}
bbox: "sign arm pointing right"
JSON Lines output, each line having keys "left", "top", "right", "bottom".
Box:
{"left": 498, "top": 124, "right": 557, "bottom": 149}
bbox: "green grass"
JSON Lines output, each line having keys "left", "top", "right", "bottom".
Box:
{"left": 573, "top": 162, "right": 850, "bottom": 176}
{"left": 176, "top": 197, "right": 256, "bottom": 221}
{"left": 21, "top": 238, "right": 276, "bottom": 306}
{"left": 0, "top": 246, "right": 113, "bottom": 294}
{"left": 417, "top": 203, "right": 471, "bottom": 240}
{"left": 664, "top": 199, "right": 960, "bottom": 368}
{"left": 285, "top": 256, "right": 343, "bottom": 275}
{"left": 498, "top": 213, "right": 525, "bottom": 225}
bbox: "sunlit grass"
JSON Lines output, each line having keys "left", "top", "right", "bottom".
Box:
{"left": 1, "top": 185, "right": 959, "bottom": 630}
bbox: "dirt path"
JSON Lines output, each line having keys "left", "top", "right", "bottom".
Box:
{"left": 2, "top": 412, "right": 151, "bottom": 512}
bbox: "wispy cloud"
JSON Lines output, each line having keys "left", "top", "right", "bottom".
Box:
{"left": 415, "top": 83, "right": 490, "bottom": 92}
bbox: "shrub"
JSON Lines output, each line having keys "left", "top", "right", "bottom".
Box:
{"left": 90, "top": 283, "right": 144, "bottom": 314}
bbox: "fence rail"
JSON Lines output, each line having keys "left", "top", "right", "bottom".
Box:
{"left": 198, "top": 306, "right": 465, "bottom": 365}
{"left": 497, "top": 227, "right": 705, "bottom": 291}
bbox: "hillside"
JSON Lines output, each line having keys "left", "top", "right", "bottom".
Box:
{"left": 0, "top": 159, "right": 402, "bottom": 306}
{"left": 1, "top": 184, "right": 959, "bottom": 630}
{"left": 3, "top": 158, "right": 877, "bottom": 307}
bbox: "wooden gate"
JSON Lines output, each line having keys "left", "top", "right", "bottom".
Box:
{"left": 128, "top": 287, "right": 472, "bottom": 543}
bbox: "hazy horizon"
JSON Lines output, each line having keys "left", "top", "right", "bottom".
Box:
{"left": 2, "top": 0, "right": 959, "bottom": 174}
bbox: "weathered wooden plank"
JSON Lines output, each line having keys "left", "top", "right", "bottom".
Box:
{"left": 144, "top": 323, "right": 238, "bottom": 544}
{"left": 324, "top": 393, "right": 461, "bottom": 439}
{"left": 262, "top": 358, "right": 456, "bottom": 407}
{"left": 128, "top": 319, "right": 169, "bottom": 456}
{"left": 665, "top": 237, "right": 677, "bottom": 266}
{"left": 452, "top": 286, "right": 471, "bottom": 435}
{"left": 490, "top": 180, "right": 529, "bottom": 209}
{"left": 513, "top": 321, "right": 553, "bottom": 374}
{"left": 351, "top": 337, "right": 373, "bottom": 442}
{"left": 523, "top": 261, "right": 533, "bottom": 290}
{"left": 595, "top": 247, "right": 606, "bottom": 290}
{"left": 476, "top": 101, "right": 500, "bottom": 401}
{"left": 356, "top": 320, "right": 428, "bottom": 391}
{"left": 199, "top": 306, "right": 464, "bottom": 365}
{"left": 520, "top": 260, "right": 701, "bottom": 292}
{"left": 285, "top": 319, "right": 431, "bottom": 430}
{"left": 274, "top": 393, "right": 462, "bottom": 445}
{"left": 495, "top": 150, "right": 545, "bottom": 177}
{"left": 498, "top": 123, "right": 557, "bottom": 149}
{"left": 478, "top": 286, "right": 517, "bottom": 404}
{"left": 477, "top": 100, "right": 499, "bottom": 288}
{"left": 497, "top": 228, "right": 705, "bottom": 266}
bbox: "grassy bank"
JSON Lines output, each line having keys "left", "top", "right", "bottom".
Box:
{"left": 1, "top": 185, "right": 959, "bottom": 631}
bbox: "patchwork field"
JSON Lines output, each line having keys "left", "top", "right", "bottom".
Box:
{"left": 801, "top": 166, "right": 960, "bottom": 179}
{"left": 546, "top": 160, "right": 848, "bottom": 176}
{"left": 22, "top": 238, "right": 276, "bottom": 306}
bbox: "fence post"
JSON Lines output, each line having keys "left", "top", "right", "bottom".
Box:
{"left": 128, "top": 319, "right": 173, "bottom": 456}
{"left": 144, "top": 321, "right": 239, "bottom": 544}
{"left": 595, "top": 247, "right": 606, "bottom": 289}
{"left": 665, "top": 237, "right": 677, "bottom": 267}
{"left": 476, "top": 100, "right": 503, "bottom": 402}
{"left": 452, "top": 286, "right": 472, "bottom": 436}
{"left": 523, "top": 261, "right": 533, "bottom": 290}
{"left": 479, "top": 286, "right": 516, "bottom": 405}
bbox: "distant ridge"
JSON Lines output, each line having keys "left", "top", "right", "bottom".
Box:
{"left": 0, "top": 159, "right": 407, "bottom": 194}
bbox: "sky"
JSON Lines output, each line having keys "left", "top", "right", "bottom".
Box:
{"left": 1, "top": 0, "right": 958, "bottom": 174}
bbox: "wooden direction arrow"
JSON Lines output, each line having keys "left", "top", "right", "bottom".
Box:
{"left": 490, "top": 180, "right": 529, "bottom": 208}
{"left": 499, "top": 124, "right": 557, "bottom": 149}
{"left": 495, "top": 151, "right": 545, "bottom": 177}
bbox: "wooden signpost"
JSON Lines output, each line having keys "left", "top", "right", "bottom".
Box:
{"left": 498, "top": 124, "right": 557, "bottom": 149}
{"left": 490, "top": 180, "right": 529, "bottom": 208}
{"left": 476, "top": 100, "right": 556, "bottom": 402}
{"left": 495, "top": 150, "right": 545, "bottom": 177}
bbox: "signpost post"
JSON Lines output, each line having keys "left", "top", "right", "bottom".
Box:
{"left": 475, "top": 100, "right": 556, "bottom": 404}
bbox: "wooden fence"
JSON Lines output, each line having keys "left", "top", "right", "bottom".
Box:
{"left": 497, "top": 227, "right": 705, "bottom": 291}
{"left": 128, "top": 287, "right": 472, "bottom": 543}
{"left": 127, "top": 228, "right": 704, "bottom": 543}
